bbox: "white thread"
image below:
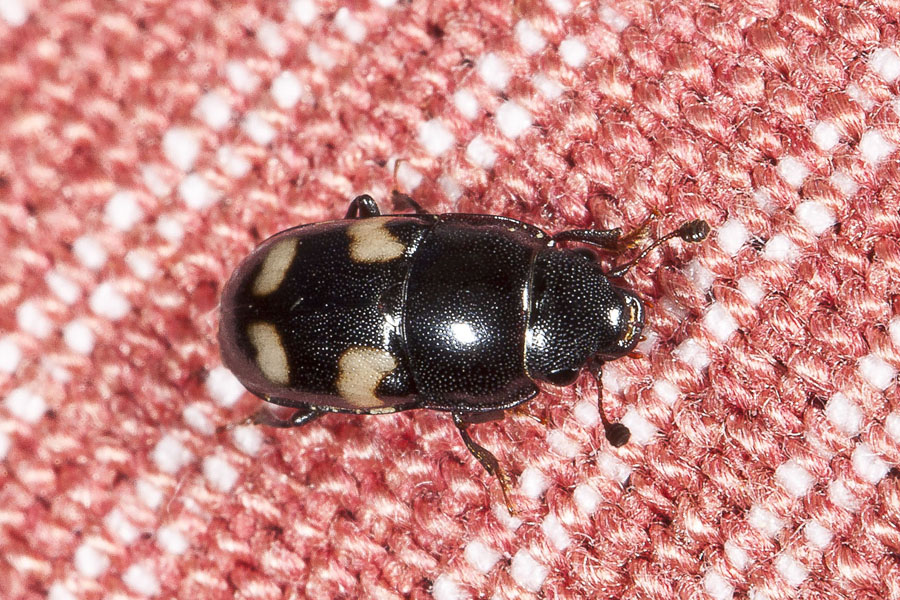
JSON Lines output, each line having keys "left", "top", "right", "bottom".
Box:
{"left": 510, "top": 549, "right": 548, "bottom": 592}
{"left": 775, "top": 460, "right": 814, "bottom": 497}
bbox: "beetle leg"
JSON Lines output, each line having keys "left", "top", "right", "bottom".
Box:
{"left": 391, "top": 189, "right": 429, "bottom": 215}
{"left": 452, "top": 412, "right": 516, "bottom": 515}
{"left": 588, "top": 359, "right": 631, "bottom": 447}
{"left": 388, "top": 158, "right": 430, "bottom": 214}
{"left": 510, "top": 403, "right": 549, "bottom": 426}
{"left": 553, "top": 213, "right": 657, "bottom": 253}
{"left": 345, "top": 194, "right": 381, "bottom": 219}
{"left": 453, "top": 409, "right": 506, "bottom": 424}
{"left": 249, "top": 402, "right": 322, "bottom": 428}
{"left": 552, "top": 227, "right": 622, "bottom": 249}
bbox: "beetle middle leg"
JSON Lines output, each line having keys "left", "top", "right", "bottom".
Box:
{"left": 389, "top": 157, "right": 430, "bottom": 214}
{"left": 391, "top": 189, "right": 429, "bottom": 214}
{"left": 509, "top": 403, "right": 549, "bottom": 426}
{"left": 452, "top": 412, "right": 516, "bottom": 514}
{"left": 249, "top": 402, "right": 323, "bottom": 428}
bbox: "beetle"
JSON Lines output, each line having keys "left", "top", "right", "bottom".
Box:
{"left": 218, "top": 191, "right": 709, "bottom": 511}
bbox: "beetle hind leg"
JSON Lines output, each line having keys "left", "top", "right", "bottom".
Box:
{"left": 249, "top": 402, "right": 322, "bottom": 428}
{"left": 345, "top": 194, "right": 381, "bottom": 219}
{"left": 452, "top": 413, "right": 516, "bottom": 515}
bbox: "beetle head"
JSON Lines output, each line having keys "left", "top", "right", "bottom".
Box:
{"left": 525, "top": 249, "right": 645, "bottom": 387}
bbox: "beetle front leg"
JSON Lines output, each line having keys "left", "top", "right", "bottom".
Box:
{"left": 553, "top": 215, "right": 660, "bottom": 254}
{"left": 249, "top": 402, "right": 322, "bottom": 428}
{"left": 345, "top": 194, "right": 381, "bottom": 219}
{"left": 552, "top": 227, "right": 622, "bottom": 249}
{"left": 452, "top": 412, "right": 516, "bottom": 515}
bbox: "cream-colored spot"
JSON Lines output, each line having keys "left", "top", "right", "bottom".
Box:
{"left": 253, "top": 238, "right": 298, "bottom": 295}
{"left": 247, "top": 322, "right": 290, "bottom": 385}
{"left": 347, "top": 218, "right": 405, "bottom": 263}
{"left": 336, "top": 347, "right": 397, "bottom": 408}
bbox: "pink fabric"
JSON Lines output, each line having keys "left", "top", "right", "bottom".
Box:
{"left": 3, "top": 0, "right": 900, "bottom": 598}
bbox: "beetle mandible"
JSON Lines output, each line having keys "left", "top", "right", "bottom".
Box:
{"left": 219, "top": 191, "right": 709, "bottom": 511}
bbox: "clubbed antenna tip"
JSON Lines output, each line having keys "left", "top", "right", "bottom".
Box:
{"left": 678, "top": 219, "right": 710, "bottom": 243}
{"left": 608, "top": 218, "right": 711, "bottom": 278}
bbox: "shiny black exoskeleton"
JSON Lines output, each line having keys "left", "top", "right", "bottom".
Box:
{"left": 219, "top": 193, "right": 709, "bottom": 511}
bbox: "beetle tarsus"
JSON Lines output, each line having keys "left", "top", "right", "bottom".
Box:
{"left": 453, "top": 413, "right": 517, "bottom": 515}
{"left": 250, "top": 403, "right": 322, "bottom": 428}
{"left": 510, "top": 403, "right": 550, "bottom": 426}
{"left": 345, "top": 194, "right": 381, "bottom": 219}
{"left": 610, "top": 211, "right": 659, "bottom": 253}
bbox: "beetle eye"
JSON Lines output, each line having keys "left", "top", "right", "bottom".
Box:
{"left": 545, "top": 367, "right": 580, "bottom": 386}
{"left": 573, "top": 248, "right": 596, "bottom": 262}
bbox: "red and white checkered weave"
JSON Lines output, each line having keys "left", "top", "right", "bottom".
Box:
{"left": 3, "top": 0, "right": 900, "bottom": 598}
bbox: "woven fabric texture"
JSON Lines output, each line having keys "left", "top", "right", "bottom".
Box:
{"left": 3, "top": 0, "right": 900, "bottom": 598}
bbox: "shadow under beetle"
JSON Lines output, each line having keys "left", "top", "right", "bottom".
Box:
{"left": 218, "top": 191, "right": 709, "bottom": 512}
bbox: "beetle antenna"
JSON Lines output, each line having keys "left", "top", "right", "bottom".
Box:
{"left": 588, "top": 359, "right": 630, "bottom": 447}
{"left": 607, "top": 219, "right": 710, "bottom": 278}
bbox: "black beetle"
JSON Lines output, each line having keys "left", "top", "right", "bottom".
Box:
{"left": 219, "top": 192, "right": 709, "bottom": 511}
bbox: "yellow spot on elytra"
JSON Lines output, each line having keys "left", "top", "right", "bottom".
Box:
{"left": 347, "top": 218, "right": 405, "bottom": 263}
{"left": 336, "top": 347, "right": 397, "bottom": 408}
{"left": 253, "top": 238, "right": 298, "bottom": 296}
{"left": 247, "top": 322, "right": 290, "bottom": 385}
